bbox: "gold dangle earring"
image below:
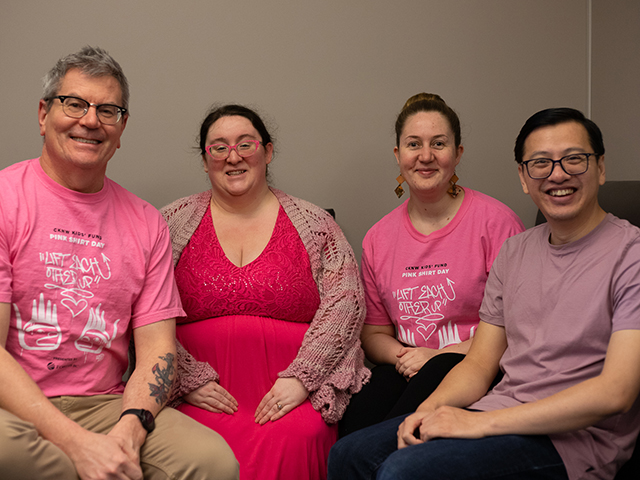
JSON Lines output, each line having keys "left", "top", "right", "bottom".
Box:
{"left": 394, "top": 174, "right": 405, "bottom": 198}
{"left": 447, "top": 173, "right": 460, "bottom": 198}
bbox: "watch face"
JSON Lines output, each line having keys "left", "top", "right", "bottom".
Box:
{"left": 139, "top": 409, "right": 155, "bottom": 433}
{"left": 121, "top": 409, "right": 155, "bottom": 433}
{"left": 141, "top": 410, "right": 154, "bottom": 425}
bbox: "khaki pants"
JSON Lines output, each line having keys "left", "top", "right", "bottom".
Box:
{"left": 0, "top": 395, "right": 238, "bottom": 480}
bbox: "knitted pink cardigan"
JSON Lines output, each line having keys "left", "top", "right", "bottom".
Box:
{"left": 161, "top": 188, "right": 370, "bottom": 424}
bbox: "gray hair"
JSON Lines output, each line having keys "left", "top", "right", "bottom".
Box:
{"left": 42, "top": 46, "right": 130, "bottom": 111}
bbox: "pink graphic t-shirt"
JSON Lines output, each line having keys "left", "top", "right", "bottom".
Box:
{"left": 362, "top": 189, "right": 523, "bottom": 349}
{"left": 0, "top": 159, "right": 184, "bottom": 397}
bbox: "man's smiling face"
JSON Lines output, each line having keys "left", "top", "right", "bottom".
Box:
{"left": 38, "top": 68, "right": 127, "bottom": 192}
{"left": 518, "top": 120, "right": 605, "bottom": 228}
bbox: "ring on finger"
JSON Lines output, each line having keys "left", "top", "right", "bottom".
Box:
{"left": 277, "top": 403, "right": 283, "bottom": 410}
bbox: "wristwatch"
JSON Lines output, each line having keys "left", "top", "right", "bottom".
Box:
{"left": 119, "top": 408, "right": 155, "bottom": 433}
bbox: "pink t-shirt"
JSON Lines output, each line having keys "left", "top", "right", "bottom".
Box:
{"left": 0, "top": 159, "right": 184, "bottom": 397}
{"left": 362, "top": 188, "right": 523, "bottom": 349}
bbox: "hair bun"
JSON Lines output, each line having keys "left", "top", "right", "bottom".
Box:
{"left": 402, "top": 92, "right": 446, "bottom": 110}
{"left": 395, "top": 92, "right": 461, "bottom": 148}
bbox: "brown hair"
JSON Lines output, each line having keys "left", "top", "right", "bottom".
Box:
{"left": 198, "top": 104, "right": 273, "bottom": 156}
{"left": 395, "top": 93, "right": 461, "bottom": 147}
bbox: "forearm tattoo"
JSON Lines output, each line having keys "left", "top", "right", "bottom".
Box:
{"left": 148, "top": 353, "right": 175, "bottom": 405}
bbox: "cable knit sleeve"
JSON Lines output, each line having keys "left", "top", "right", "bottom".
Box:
{"left": 161, "top": 189, "right": 370, "bottom": 419}
{"left": 168, "top": 341, "right": 220, "bottom": 407}
{"left": 275, "top": 189, "right": 371, "bottom": 424}
{"left": 161, "top": 191, "right": 221, "bottom": 407}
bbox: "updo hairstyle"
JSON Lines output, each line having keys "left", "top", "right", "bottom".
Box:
{"left": 394, "top": 93, "right": 461, "bottom": 148}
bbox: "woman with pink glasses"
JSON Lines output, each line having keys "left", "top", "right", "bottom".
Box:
{"left": 161, "top": 104, "right": 369, "bottom": 480}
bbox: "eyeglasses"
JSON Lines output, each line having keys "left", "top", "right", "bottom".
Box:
{"left": 49, "top": 95, "right": 127, "bottom": 125}
{"left": 205, "top": 140, "right": 261, "bottom": 160}
{"left": 521, "top": 153, "right": 598, "bottom": 179}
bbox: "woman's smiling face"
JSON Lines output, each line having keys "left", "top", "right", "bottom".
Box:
{"left": 203, "top": 115, "right": 273, "bottom": 198}
{"left": 394, "top": 111, "right": 463, "bottom": 197}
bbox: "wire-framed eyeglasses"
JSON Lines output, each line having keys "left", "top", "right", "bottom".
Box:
{"left": 48, "top": 95, "right": 127, "bottom": 125}
{"left": 521, "top": 153, "right": 599, "bottom": 179}
{"left": 205, "top": 140, "right": 262, "bottom": 160}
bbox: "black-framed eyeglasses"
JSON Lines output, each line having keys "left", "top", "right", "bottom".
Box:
{"left": 48, "top": 95, "right": 127, "bottom": 125}
{"left": 521, "top": 153, "right": 599, "bottom": 180}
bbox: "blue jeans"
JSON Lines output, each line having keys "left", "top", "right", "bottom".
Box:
{"left": 328, "top": 414, "right": 568, "bottom": 480}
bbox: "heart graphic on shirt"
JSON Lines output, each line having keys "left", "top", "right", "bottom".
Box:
{"left": 61, "top": 297, "right": 88, "bottom": 317}
{"left": 415, "top": 322, "right": 437, "bottom": 343}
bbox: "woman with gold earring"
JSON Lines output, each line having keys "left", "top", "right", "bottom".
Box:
{"left": 339, "top": 93, "right": 524, "bottom": 437}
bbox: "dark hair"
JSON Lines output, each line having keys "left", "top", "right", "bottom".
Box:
{"left": 514, "top": 108, "right": 605, "bottom": 163}
{"left": 42, "top": 46, "right": 129, "bottom": 111}
{"left": 395, "top": 93, "right": 461, "bottom": 147}
{"left": 198, "top": 104, "right": 273, "bottom": 156}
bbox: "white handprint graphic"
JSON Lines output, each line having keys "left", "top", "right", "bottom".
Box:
{"left": 438, "top": 321, "right": 461, "bottom": 348}
{"left": 75, "top": 304, "right": 120, "bottom": 354}
{"left": 397, "top": 324, "right": 416, "bottom": 346}
{"left": 14, "top": 294, "right": 62, "bottom": 351}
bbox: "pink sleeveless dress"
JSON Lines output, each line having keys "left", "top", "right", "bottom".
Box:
{"left": 174, "top": 205, "right": 338, "bottom": 480}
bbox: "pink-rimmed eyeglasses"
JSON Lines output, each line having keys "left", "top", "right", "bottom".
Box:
{"left": 205, "top": 140, "right": 261, "bottom": 160}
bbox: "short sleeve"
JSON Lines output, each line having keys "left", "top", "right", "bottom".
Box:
{"left": 130, "top": 211, "right": 184, "bottom": 328}
{"left": 479, "top": 241, "right": 507, "bottom": 328}
{"left": 611, "top": 236, "right": 640, "bottom": 332}
{"left": 483, "top": 212, "right": 525, "bottom": 274}
{"left": 361, "top": 234, "right": 393, "bottom": 326}
{"left": 0, "top": 186, "right": 14, "bottom": 303}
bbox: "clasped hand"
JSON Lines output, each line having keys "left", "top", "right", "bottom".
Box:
{"left": 395, "top": 346, "right": 438, "bottom": 379}
{"left": 68, "top": 419, "right": 145, "bottom": 480}
{"left": 397, "top": 406, "right": 487, "bottom": 449}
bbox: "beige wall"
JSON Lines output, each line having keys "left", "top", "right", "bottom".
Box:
{"left": 2, "top": 0, "right": 632, "bottom": 261}
{"left": 591, "top": 0, "right": 640, "bottom": 181}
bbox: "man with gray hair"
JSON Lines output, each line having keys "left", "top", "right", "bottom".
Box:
{"left": 0, "top": 46, "right": 238, "bottom": 480}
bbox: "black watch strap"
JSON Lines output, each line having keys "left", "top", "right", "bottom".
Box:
{"left": 119, "top": 408, "right": 155, "bottom": 433}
